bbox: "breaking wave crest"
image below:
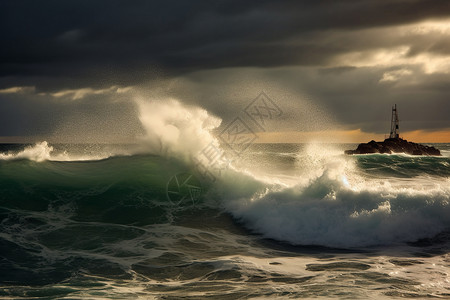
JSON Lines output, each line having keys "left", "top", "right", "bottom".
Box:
{"left": 0, "top": 141, "right": 114, "bottom": 162}
{"left": 1, "top": 99, "right": 449, "bottom": 248}
{"left": 0, "top": 141, "right": 54, "bottom": 162}
{"left": 212, "top": 143, "right": 450, "bottom": 247}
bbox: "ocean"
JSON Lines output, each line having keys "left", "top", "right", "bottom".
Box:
{"left": 0, "top": 142, "right": 449, "bottom": 299}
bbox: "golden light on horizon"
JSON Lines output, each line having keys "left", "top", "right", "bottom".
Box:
{"left": 252, "top": 129, "right": 450, "bottom": 144}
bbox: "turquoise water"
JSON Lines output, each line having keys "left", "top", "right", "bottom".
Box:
{"left": 0, "top": 143, "right": 449, "bottom": 299}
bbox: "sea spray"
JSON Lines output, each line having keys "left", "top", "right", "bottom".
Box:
{"left": 0, "top": 141, "right": 54, "bottom": 162}
{"left": 0, "top": 142, "right": 116, "bottom": 162}
{"left": 222, "top": 144, "right": 450, "bottom": 247}
{"left": 136, "top": 98, "right": 222, "bottom": 162}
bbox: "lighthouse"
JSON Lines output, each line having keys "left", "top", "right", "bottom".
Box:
{"left": 389, "top": 104, "right": 399, "bottom": 139}
{"left": 345, "top": 104, "right": 441, "bottom": 155}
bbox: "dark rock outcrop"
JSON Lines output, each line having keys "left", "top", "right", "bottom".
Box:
{"left": 345, "top": 138, "right": 441, "bottom": 156}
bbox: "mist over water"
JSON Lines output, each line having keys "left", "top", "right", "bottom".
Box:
{"left": 0, "top": 99, "right": 449, "bottom": 298}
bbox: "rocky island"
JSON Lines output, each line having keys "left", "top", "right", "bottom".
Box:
{"left": 345, "top": 104, "right": 441, "bottom": 156}
{"left": 345, "top": 137, "right": 441, "bottom": 156}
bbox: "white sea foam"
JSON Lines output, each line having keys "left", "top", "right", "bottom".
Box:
{"left": 0, "top": 141, "right": 112, "bottom": 162}
{"left": 220, "top": 143, "right": 450, "bottom": 247}
{"left": 0, "top": 142, "right": 54, "bottom": 162}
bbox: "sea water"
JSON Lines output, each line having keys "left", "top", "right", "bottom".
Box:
{"left": 0, "top": 142, "right": 449, "bottom": 299}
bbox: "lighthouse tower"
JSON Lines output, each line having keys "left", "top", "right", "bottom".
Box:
{"left": 389, "top": 104, "right": 399, "bottom": 139}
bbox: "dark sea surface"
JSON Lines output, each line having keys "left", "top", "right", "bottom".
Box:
{"left": 0, "top": 142, "right": 449, "bottom": 299}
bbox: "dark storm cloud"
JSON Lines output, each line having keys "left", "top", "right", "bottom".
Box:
{"left": 1, "top": 0, "right": 450, "bottom": 90}
{"left": 1, "top": 0, "right": 450, "bottom": 139}
{"left": 0, "top": 89, "right": 141, "bottom": 141}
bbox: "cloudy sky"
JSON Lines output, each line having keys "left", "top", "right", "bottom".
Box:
{"left": 1, "top": 0, "right": 449, "bottom": 143}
